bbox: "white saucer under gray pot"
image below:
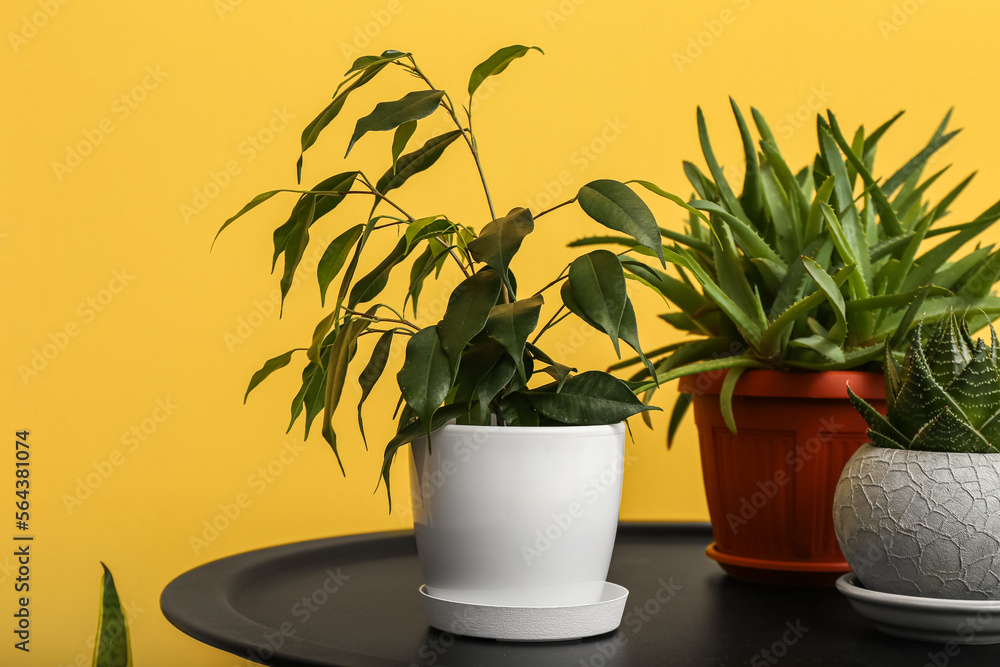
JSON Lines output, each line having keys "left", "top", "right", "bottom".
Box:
{"left": 837, "top": 573, "right": 1000, "bottom": 644}
{"left": 408, "top": 422, "right": 629, "bottom": 641}
{"left": 833, "top": 444, "right": 1000, "bottom": 644}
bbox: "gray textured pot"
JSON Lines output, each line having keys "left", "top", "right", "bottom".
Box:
{"left": 833, "top": 444, "right": 1000, "bottom": 600}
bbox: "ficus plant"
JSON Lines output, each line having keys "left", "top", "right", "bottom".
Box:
{"left": 597, "top": 102, "right": 1000, "bottom": 443}
{"left": 216, "top": 46, "right": 662, "bottom": 507}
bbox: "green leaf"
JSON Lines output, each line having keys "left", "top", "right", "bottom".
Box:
{"left": 566, "top": 250, "right": 627, "bottom": 356}
{"left": 618, "top": 299, "right": 655, "bottom": 382}
{"left": 345, "top": 90, "right": 445, "bottom": 157}
{"left": 344, "top": 49, "right": 410, "bottom": 75}
{"left": 375, "top": 130, "right": 463, "bottom": 195}
{"left": 730, "top": 98, "right": 764, "bottom": 225}
{"left": 406, "top": 245, "right": 438, "bottom": 316}
{"left": 667, "top": 392, "right": 692, "bottom": 449}
{"left": 357, "top": 330, "right": 395, "bottom": 446}
{"left": 634, "top": 355, "right": 766, "bottom": 394}
{"left": 396, "top": 326, "right": 452, "bottom": 431}
{"left": 287, "top": 360, "right": 325, "bottom": 438}
{"left": 945, "top": 339, "right": 1000, "bottom": 429}
{"left": 882, "top": 110, "right": 959, "bottom": 196}
{"left": 213, "top": 190, "right": 281, "bottom": 248}
{"left": 758, "top": 262, "right": 855, "bottom": 358}
{"left": 695, "top": 106, "right": 752, "bottom": 229}
{"left": 802, "top": 257, "right": 847, "bottom": 344}
{"left": 847, "top": 385, "right": 908, "bottom": 447}
{"left": 526, "top": 342, "right": 576, "bottom": 391}
{"left": 758, "top": 139, "right": 810, "bottom": 227}
{"left": 577, "top": 179, "right": 664, "bottom": 265}
{"left": 484, "top": 294, "right": 544, "bottom": 381}
{"left": 321, "top": 317, "right": 370, "bottom": 473}
{"left": 525, "top": 371, "right": 656, "bottom": 424}
{"left": 690, "top": 199, "right": 786, "bottom": 270}
{"left": 499, "top": 392, "right": 541, "bottom": 426}
{"left": 438, "top": 269, "right": 503, "bottom": 371}
{"left": 789, "top": 335, "right": 846, "bottom": 364}
{"left": 318, "top": 224, "right": 364, "bottom": 306}
{"left": 456, "top": 339, "right": 515, "bottom": 424}
{"left": 93, "top": 563, "right": 131, "bottom": 667}
{"left": 348, "top": 236, "right": 410, "bottom": 308}
{"left": 297, "top": 63, "right": 391, "bottom": 181}
{"left": 467, "top": 44, "right": 543, "bottom": 97}
{"left": 621, "top": 259, "right": 707, "bottom": 315}
{"left": 719, "top": 366, "right": 748, "bottom": 434}
{"left": 888, "top": 324, "right": 971, "bottom": 438}
{"left": 307, "top": 310, "right": 340, "bottom": 365}
{"left": 467, "top": 207, "right": 534, "bottom": 293}
{"left": 824, "top": 112, "right": 904, "bottom": 238}
{"left": 923, "top": 315, "right": 973, "bottom": 388}
{"left": 909, "top": 407, "right": 995, "bottom": 453}
{"left": 379, "top": 403, "right": 471, "bottom": 511}
{"left": 660, "top": 246, "right": 763, "bottom": 345}
{"left": 391, "top": 120, "right": 418, "bottom": 174}
{"left": 245, "top": 349, "right": 302, "bottom": 403}
{"left": 278, "top": 197, "right": 315, "bottom": 306}
{"left": 681, "top": 161, "right": 718, "bottom": 200}
{"left": 818, "top": 127, "right": 871, "bottom": 291}
{"left": 275, "top": 171, "right": 360, "bottom": 297}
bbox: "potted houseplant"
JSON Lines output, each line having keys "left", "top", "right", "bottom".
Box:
{"left": 594, "top": 102, "right": 1000, "bottom": 583}
{"left": 833, "top": 312, "right": 1000, "bottom": 642}
{"left": 214, "top": 46, "right": 661, "bottom": 640}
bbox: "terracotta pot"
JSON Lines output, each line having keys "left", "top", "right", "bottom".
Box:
{"left": 679, "top": 369, "right": 885, "bottom": 586}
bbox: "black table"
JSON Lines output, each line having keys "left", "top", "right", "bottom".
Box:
{"left": 161, "top": 523, "right": 1000, "bottom": 666}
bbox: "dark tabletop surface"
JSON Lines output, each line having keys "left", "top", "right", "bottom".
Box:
{"left": 161, "top": 523, "right": 1000, "bottom": 666}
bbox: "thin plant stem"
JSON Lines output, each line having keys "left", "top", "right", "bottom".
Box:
{"left": 534, "top": 197, "right": 576, "bottom": 219}
{"left": 343, "top": 307, "right": 420, "bottom": 331}
{"left": 531, "top": 304, "right": 568, "bottom": 345}
{"left": 400, "top": 59, "right": 497, "bottom": 221}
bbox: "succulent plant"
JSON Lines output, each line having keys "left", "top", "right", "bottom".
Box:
{"left": 849, "top": 312, "right": 1000, "bottom": 453}
{"left": 602, "top": 102, "right": 1000, "bottom": 443}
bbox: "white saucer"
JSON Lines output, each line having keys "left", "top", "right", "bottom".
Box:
{"left": 417, "top": 582, "right": 629, "bottom": 642}
{"left": 837, "top": 573, "right": 1000, "bottom": 644}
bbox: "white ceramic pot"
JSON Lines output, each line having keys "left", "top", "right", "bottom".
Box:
{"left": 833, "top": 444, "right": 1000, "bottom": 600}
{"left": 408, "top": 422, "right": 626, "bottom": 607}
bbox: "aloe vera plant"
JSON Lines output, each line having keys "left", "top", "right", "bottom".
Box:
{"left": 217, "top": 46, "right": 663, "bottom": 506}
{"left": 599, "top": 101, "right": 1000, "bottom": 442}
{"left": 849, "top": 312, "right": 1000, "bottom": 453}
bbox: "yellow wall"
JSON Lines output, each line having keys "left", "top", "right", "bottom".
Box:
{"left": 5, "top": 0, "right": 1000, "bottom": 664}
